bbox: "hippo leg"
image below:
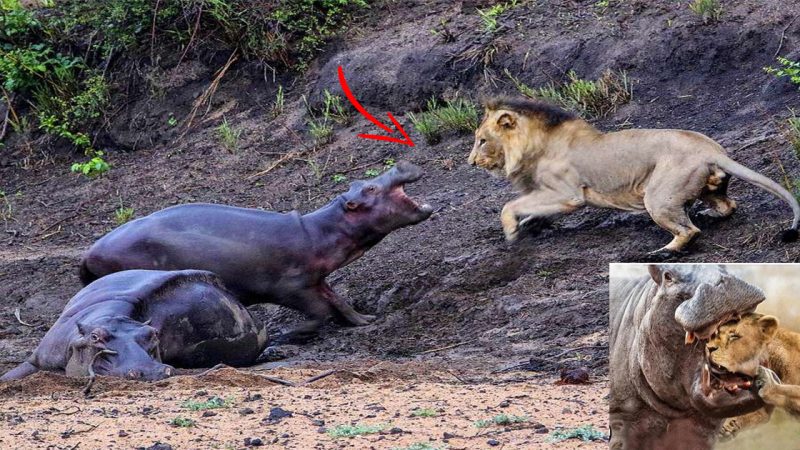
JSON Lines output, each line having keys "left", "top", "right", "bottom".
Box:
{"left": 1, "top": 361, "right": 40, "bottom": 381}
{"left": 318, "top": 282, "right": 375, "bottom": 326}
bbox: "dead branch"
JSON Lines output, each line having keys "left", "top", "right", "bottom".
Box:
{"left": 13, "top": 307, "right": 33, "bottom": 327}
{"left": 775, "top": 15, "right": 797, "bottom": 57}
{"left": 299, "top": 370, "right": 337, "bottom": 386}
{"left": 83, "top": 349, "right": 118, "bottom": 396}
{"left": 180, "top": 50, "right": 238, "bottom": 136}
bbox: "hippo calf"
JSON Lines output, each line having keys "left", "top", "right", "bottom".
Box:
{"left": 79, "top": 161, "right": 433, "bottom": 339}
{"left": 1, "top": 270, "right": 267, "bottom": 381}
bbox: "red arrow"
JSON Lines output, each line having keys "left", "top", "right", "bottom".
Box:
{"left": 337, "top": 66, "right": 414, "bottom": 147}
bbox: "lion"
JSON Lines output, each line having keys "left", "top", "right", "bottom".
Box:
{"left": 467, "top": 97, "right": 800, "bottom": 255}
{"left": 706, "top": 313, "right": 800, "bottom": 439}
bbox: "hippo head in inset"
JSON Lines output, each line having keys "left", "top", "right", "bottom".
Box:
{"left": 65, "top": 316, "right": 173, "bottom": 381}
{"left": 340, "top": 161, "right": 433, "bottom": 235}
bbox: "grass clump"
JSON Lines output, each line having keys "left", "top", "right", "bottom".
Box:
{"left": 181, "top": 396, "right": 232, "bottom": 411}
{"left": 331, "top": 173, "right": 347, "bottom": 183}
{"left": 327, "top": 423, "right": 386, "bottom": 438}
{"left": 216, "top": 117, "right": 241, "bottom": 153}
{"left": 477, "top": 0, "right": 518, "bottom": 33}
{"left": 547, "top": 424, "right": 607, "bottom": 443}
{"left": 271, "top": 85, "right": 285, "bottom": 118}
{"left": 689, "top": 0, "right": 722, "bottom": 24}
{"left": 506, "top": 68, "right": 632, "bottom": 119}
{"left": 304, "top": 89, "right": 348, "bottom": 145}
{"left": 392, "top": 444, "right": 447, "bottom": 450}
{"left": 409, "top": 97, "right": 479, "bottom": 145}
{"left": 788, "top": 113, "right": 800, "bottom": 158}
{"left": 474, "top": 414, "right": 529, "bottom": 428}
{"left": 114, "top": 204, "right": 135, "bottom": 226}
{"left": 169, "top": 417, "right": 195, "bottom": 428}
{"left": 411, "top": 408, "right": 438, "bottom": 418}
{"left": 765, "top": 57, "right": 800, "bottom": 88}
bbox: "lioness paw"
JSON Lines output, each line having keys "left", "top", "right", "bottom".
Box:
{"left": 718, "top": 418, "right": 741, "bottom": 442}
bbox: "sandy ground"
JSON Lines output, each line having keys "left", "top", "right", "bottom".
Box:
{"left": 0, "top": 364, "right": 608, "bottom": 450}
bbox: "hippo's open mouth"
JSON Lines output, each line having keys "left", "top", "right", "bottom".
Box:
{"left": 701, "top": 355, "right": 755, "bottom": 397}
{"left": 391, "top": 184, "right": 432, "bottom": 214}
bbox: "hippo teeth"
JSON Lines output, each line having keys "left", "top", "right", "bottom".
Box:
{"left": 685, "top": 331, "right": 696, "bottom": 345}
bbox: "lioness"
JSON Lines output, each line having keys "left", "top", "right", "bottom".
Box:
{"left": 468, "top": 97, "right": 800, "bottom": 255}
{"left": 706, "top": 313, "right": 800, "bottom": 438}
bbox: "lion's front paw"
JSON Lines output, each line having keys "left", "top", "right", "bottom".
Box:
{"left": 756, "top": 366, "right": 781, "bottom": 401}
{"left": 500, "top": 208, "right": 519, "bottom": 242}
{"left": 718, "top": 418, "right": 741, "bottom": 441}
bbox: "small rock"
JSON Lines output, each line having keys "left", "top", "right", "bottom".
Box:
{"left": 142, "top": 444, "right": 173, "bottom": 450}
{"left": 240, "top": 407, "right": 255, "bottom": 415}
{"left": 535, "top": 427, "right": 549, "bottom": 434}
{"left": 443, "top": 432, "right": 457, "bottom": 440}
{"left": 244, "top": 437, "right": 263, "bottom": 447}
{"left": 118, "top": 430, "right": 129, "bottom": 437}
{"left": 266, "top": 407, "right": 293, "bottom": 423}
{"left": 311, "top": 419, "right": 325, "bottom": 426}
{"left": 499, "top": 400, "right": 510, "bottom": 408}
{"left": 562, "top": 408, "right": 572, "bottom": 414}
{"left": 317, "top": 427, "right": 327, "bottom": 434}
{"left": 245, "top": 393, "right": 263, "bottom": 402}
{"left": 202, "top": 411, "right": 217, "bottom": 417}
{"left": 389, "top": 427, "right": 403, "bottom": 434}
{"left": 487, "top": 439, "right": 500, "bottom": 446}
{"left": 557, "top": 366, "right": 591, "bottom": 385}
{"left": 195, "top": 390, "right": 207, "bottom": 397}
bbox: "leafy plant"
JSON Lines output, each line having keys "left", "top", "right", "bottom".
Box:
{"left": 216, "top": 117, "right": 241, "bottom": 153}
{"left": 477, "top": 0, "right": 518, "bottom": 33}
{"left": 182, "top": 396, "right": 232, "bottom": 411}
{"left": 689, "top": 0, "right": 722, "bottom": 24}
{"left": 411, "top": 408, "right": 438, "bottom": 418}
{"left": 167, "top": 114, "right": 178, "bottom": 127}
{"left": 474, "top": 414, "right": 529, "bottom": 428}
{"left": 765, "top": 57, "right": 800, "bottom": 88}
{"left": 408, "top": 97, "right": 479, "bottom": 145}
{"left": 70, "top": 152, "right": 110, "bottom": 178}
{"left": 332, "top": 173, "right": 347, "bottom": 183}
{"left": 309, "top": 120, "right": 333, "bottom": 145}
{"left": 169, "top": 417, "right": 195, "bottom": 428}
{"left": 327, "top": 423, "right": 386, "bottom": 438}
{"left": 384, "top": 158, "right": 396, "bottom": 169}
{"left": 364, "top": 168, "right": 380, "bottom": 177}
{"left": 547, "top": 424, "right": 607, "bottom": 443}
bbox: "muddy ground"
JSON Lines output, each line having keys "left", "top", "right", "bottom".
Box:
{"left": 1, "top": 0, "right": 800, "bottom": 448}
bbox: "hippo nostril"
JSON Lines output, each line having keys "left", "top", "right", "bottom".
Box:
{"left": 164, "top": 366, "right": 173, "bottom": 376}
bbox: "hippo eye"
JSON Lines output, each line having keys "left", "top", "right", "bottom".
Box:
{"left": 365, "top": 185, "right": 377, "bottom": 194}
{"left": 90, "top": 333, "right": 100, "bottom": 342}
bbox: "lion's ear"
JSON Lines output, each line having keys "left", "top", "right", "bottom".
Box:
{"left": 758, "top": 315, "right": 779, "bottom": 339}
{"left": 497, "top": 112, "right": 517, "bottom": 130}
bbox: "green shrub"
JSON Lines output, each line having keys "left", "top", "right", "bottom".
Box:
{"left": 169, "top": 417, "right": 195, "bottom": 428}
{"left": 547, "top": 424, "right": 606, "bottom": 443}
{"left": 114, "top": 205, "right": 135, "bottom": 225}
{"left": 408, "top": 97, "right": 479, "bottom": 145}
{"left": 411, "top": 408, "right": 438, "bottom": 418}
{"left": 477, "top": 0, "right": 518, "bottom": 33}
{"left": 327, "top": 423, "right": 386, "bottom": 438}
{"left": 70, "top": 153, "right": 110, "bottom": 178}
{"left": 765, "top": 57, "right": 800, "bottom": 88}
{"left": 689, "top": 0, "right": 722, "bottom": 24}
{"left": 182, "top": 396, "right": 232, "bottom": 411}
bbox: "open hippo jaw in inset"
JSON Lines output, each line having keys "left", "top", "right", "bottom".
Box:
{"left": 667, "top": 266, "right": 766, "bottom": 413}
{"left": 340, "top": 161, "right": 433, "bottom": 233}
{"left": 66, "top": 316, "right": 174, "bottom": 381}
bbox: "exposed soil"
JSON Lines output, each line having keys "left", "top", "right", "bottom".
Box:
{"left": 2, "top": 0, "right": 800, "bottom": 448}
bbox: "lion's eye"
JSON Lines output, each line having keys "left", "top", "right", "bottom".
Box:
{"left": 729, "top": 334, "right": 739, "bottom": 341}
{"left": 480, "top": 139, "right": 486, "bottom": 146}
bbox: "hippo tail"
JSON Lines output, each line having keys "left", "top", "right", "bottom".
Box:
{"left": 79, "top": 260, "right": 99, "bottom": 286}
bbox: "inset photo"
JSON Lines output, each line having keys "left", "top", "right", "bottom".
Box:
{"left": 610, "top": 264, "right": 800, "bottom": 450}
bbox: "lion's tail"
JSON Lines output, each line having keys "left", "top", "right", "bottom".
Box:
{"left": 714, "top": 155, "right": 800, "bottom": 242}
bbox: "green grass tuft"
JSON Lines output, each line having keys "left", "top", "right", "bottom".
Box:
{"left": 169, "top": 417, "right": 195, "bottom": 428}
{"left": 181, "top": 396, "right": 232, "bottom": 411}
{"left": 216, "top": 117, "right": 241, "bottom": 153}
{"left": 408, "top": 97, "right": 479, "bottom": 145}
{"left": 474, "top": 414, "right": 529, "bottom": 428}
{"left": 326, "top": 423, "right": 386, "bottom": 438}
{"left": 689, "top": 0, "right": 722, "bottom": 24}
{"left": 411, "top": 408, "right": 438, "bottom": 418}
{"left": 392, "top": 443, "right": 447, "bottom": 450}
{"left": 114, "top": 205, "right": 135, "bottom": 226}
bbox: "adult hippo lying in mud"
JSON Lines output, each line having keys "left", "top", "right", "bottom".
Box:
{"left": 609, "top": 264, "right": 767, "bottom": 450}
{"left": 80, "top": 161, "right": 432, "bottom": 340}
{"left": 1, "top": 270, "right": 267, "bottom": 382}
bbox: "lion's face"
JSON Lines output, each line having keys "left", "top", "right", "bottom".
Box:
{"left": 468, "top": 109, "right": 525, "bottom": 176}
{"left": 706, "top": 314, "right": 778, "bottom": 378}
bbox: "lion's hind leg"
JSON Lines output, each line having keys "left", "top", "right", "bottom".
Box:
{"left": 699, "top": 170, "right": 736, "bottom": 219}
{"left": 643, "top": 169, "right": 708, "bottom": 254}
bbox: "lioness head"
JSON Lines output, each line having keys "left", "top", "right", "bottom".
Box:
{"left": 468, "top": 97, "right": 576, "bottom": 177}
{"left": 704, "top": 313, "right": 778, "bottom": 392}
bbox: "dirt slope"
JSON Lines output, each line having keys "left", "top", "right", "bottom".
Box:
{"left": 1, "top": 0, "right": 800, "bottom": 448}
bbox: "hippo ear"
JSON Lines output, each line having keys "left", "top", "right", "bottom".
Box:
{"left": 758, "top": 315, "right": 779, "bottom": 339}
{"left": 76, "top": 321, "right": 89, "bottom": 336}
